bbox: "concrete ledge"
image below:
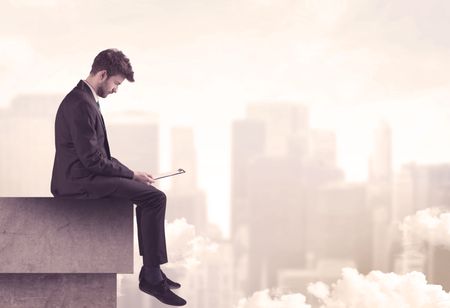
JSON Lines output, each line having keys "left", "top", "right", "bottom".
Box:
{"left": 0, "top": 197, "right": 133, "bottom": 273}
{"left": 0, "top": 273, "right": 116, "bottom": 308}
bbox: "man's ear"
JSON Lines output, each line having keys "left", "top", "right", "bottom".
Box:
{"left": 98, "top": 70, "right": 108, "bottom": 81}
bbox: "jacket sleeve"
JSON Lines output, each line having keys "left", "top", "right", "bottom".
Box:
{"left": 111, "top": 157, "right": 135, "bottom": 177}
{"left": 67, "top": 101, "right": 134, "bottom": 179}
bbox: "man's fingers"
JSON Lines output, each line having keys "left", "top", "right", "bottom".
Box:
{"left": 145, "top": 173, "right": 155, "bottom": 184}
{"left": 145, "top": 174, "right": 155, "bottom": 184}
{"left": 133, "top": 171, "right": 155, "bottom": 185}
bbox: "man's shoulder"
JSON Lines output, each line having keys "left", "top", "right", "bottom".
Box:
{"left": 63, "top": 85, "right": 92, "bottom": 104}
{"left": 60, "top": 85, "right": 95, "bottom": 111}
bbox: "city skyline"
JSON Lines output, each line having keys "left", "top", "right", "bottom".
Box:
{"left": 2, "top": 93, "right": 450, "bottom": 237}
{"left": 2, "top": 95, "right": 450, "bottom": 307}
{"left": 2, "top": 1, "right": 450, "bottom": 306}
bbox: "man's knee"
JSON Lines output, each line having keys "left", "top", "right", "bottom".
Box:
{"left": 142, "top": 189, "right": 166, "bottom": 208}
{"left": 156, "top": 190, "right": 167, "bottom": 205}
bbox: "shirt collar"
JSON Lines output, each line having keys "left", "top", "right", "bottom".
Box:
{"left": 83, "top": 80, "right": 100, "bottom": 103}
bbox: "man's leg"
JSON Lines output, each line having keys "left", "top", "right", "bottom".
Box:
{"left": 108, "top": 178, "right": 168, "bottom": 267}
{"left": 136, "top": 206, "right": 143, "bottom": 255}
{"left": 104, "top": 177, "right": 186, "bottom": 306}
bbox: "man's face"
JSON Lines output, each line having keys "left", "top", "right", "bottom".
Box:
{"left": 97, "top": 74, "right": 125, "bottom": 98}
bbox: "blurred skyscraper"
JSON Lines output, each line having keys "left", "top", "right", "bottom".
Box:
{"left": 166, "top": 127, "right": 207, "bottom": 233}
{"left": 161, "top": 127, "right": 234, "bottom": 308}
{"left": 393, "top": 164, "right": 450, "bottom": 221}
{"left": 231, "top": 102, "right": 345, "bottom": 294}
{"left": 429, "top": 245, "right": 450, "bottom": 291}
{"left": 393, "top": 163, "right": 430, "bottom": 222}
{"left": 393, "top": 163, "right": 450, "bottom": 290}
{"left": 369, "top": 120, "right": 392, "bottom": 184}
{"left": 246, "top": 103, "right": 309, "bottom": 158}
{"left": 368, "top": 120, "right": 393, "bottom": 272}
{"left": 0, "top": 94, "right": 61, "bottom": 196}
{"left": 307, "top": 183, "right": 372, "bottom": 273}
{"left": 308, "top": 129, "right": 338, "bottom": 169}
{"left": 107, "top": 111, "right": 160, "bottom": 174}
{"left": 170, "top": 127, "right": 198, "bottom": 193}
{"left": 230, "top": 119, "right": 265, "bottom": 298}
{"left": 395, "top": 223, "right": 426, "bottom": 275}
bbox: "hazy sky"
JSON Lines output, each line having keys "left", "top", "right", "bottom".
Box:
{"left": 2, "top": 0, "right": 450, "bottom": 235}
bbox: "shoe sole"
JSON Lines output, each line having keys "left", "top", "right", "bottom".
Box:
{"left": 139, "top": 285, "right": 186, "bottom": 306}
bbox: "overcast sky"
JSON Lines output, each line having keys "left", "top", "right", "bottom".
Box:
{"left": 2, "top": 0, "right": 450, "bottom": 235}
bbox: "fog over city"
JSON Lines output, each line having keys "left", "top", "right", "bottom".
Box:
{"left": 2, "top": 0, "right": 450, "bottom": 307}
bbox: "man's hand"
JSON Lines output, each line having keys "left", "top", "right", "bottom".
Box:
{"left": 132, "top": 171, "right": 155, "bottom": 185}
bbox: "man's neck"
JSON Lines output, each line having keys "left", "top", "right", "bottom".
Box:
{"left": 83, "top": 78, "right": 100, "bottom": 102}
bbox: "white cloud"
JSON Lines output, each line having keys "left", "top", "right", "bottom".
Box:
{"left": 236, "top": 268, "right": 450, "bottom": 308}
{"left": 400, "top": 208, "right": 450, "bottom": 247}
{"left": 165, "top": 218, "right": 218, "bottom": 269}
{"left": 236, "top": 289, "right": 311, "bottom": 308}
{"left": 311, "top": 268, "right": 450, "bottom": 308}
{"left": 307, "top": 281, "right": 329, "bottom": 300}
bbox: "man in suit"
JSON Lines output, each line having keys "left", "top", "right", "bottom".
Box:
{"left": 51, "top": 49, "right": 186, "bottom": 306}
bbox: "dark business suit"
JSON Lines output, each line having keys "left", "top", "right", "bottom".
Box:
{"left": 51, "top": 80, "right": 167, "bottom": 266}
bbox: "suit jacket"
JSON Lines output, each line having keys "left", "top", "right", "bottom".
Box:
{"left": 51, "top": 80, "right": 134, "bottom": 198}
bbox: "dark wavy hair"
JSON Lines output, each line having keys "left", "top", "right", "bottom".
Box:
{"left": 90, "top": 48, "right": 135, "bottom": 82}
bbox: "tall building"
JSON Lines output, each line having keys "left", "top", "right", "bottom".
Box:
{"left": 392, "top": 163, "right": 450, "bottom": 292}
{"left": 246, "top": 155, "right": 309, "bottom": 292}
{"left": 368, "top": 120, "right": 393, "bottom": 271}
{"left": 369, "top": 120, "right": 392, "bottom": 184}
{"left": 231, "top": 119, "right": 266, "bottom": 236}
{"left": 394, "top": 225, "right": 426, "bottom": 274}
{"left": 230, "top": 119, "right": 266, "bottom": 298}
{"left": 166, "top": 127, "right": 207, "bottom": 233}
{"left": 0, "top": 94, "right": 61, "bottom": 196}
{"left": 107, "top": 111, "right": 160, "bottom": 174}
{"left": 170, "top": 127, "right": 197, "bottom": 193}
{"left": 308, "top": 129, "right": 337, "bottom": 169}
{"left": 232, "top": 103, "right": 344, "bottom": 294}
{"left": 308, "top": 183, "right": 372, "bottom": 273}
{"left": 428, "top": 245, "right": 450, "bottom": 291}
{"left": 246, "top": 103, "right": 309, "bottom": 158}
{"left": 393, "top": 163, "right": 430, "bottom": 221}
{"left": 393, "top": 163, "right": 450, "bottom": 221}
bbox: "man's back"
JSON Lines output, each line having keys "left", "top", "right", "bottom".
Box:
{"left": 50, "top": 80, "right": 133, "bottom": 198}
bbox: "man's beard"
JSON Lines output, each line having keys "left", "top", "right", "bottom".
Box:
{"left": 97, "top": 81, "right": 109, "bottom": 98}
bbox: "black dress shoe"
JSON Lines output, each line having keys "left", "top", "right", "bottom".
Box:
{"left": 139, "top": 278, "right": 187, "bottom": 306}
{"left": 161, "top": 270, "right": 181, "bottom": 289}
{"left": 139, "top": 267, "right": 181, "bottom": 290}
